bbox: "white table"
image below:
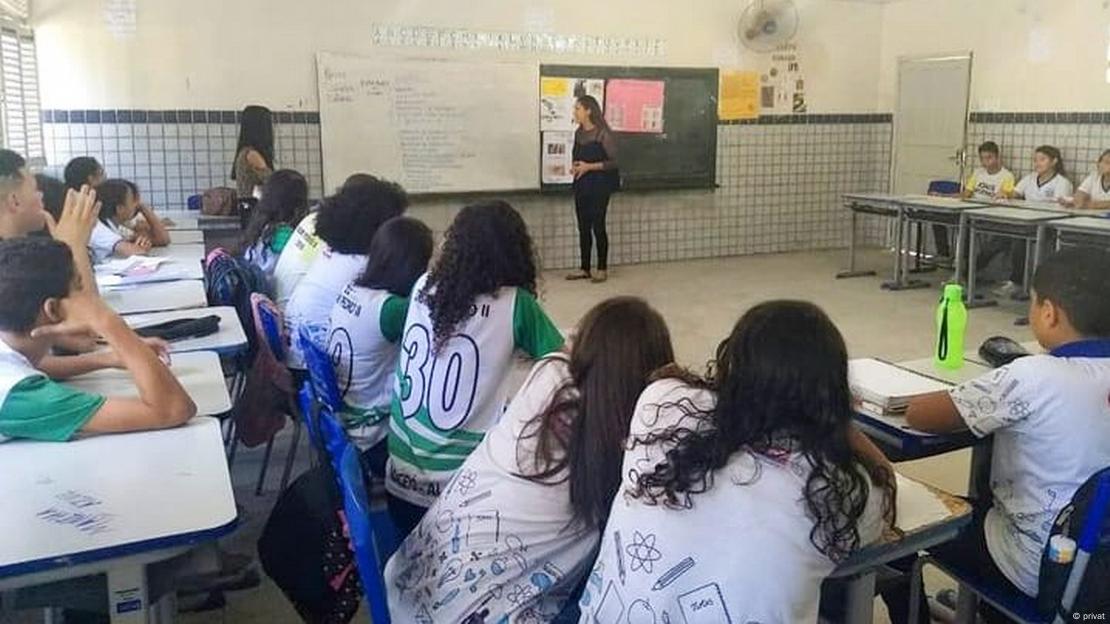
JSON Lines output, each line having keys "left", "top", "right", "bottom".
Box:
{"left": 157, "top": 211, "right": 240, "bottom": 233}
{"left": 895, "top": 356, "right": 992, "bottom": 386}
{"left": 168, "top": 230, "right": 204, "bottom": 245}
{"left": 896, "top": 195, "right": 984, "bottom": 287}
{"left": 838, "top": 193, "right": 902, "bottom": 281}
{"left": 1050, "top": 216, "right": 1110, "bottom": 250}
{"left": 0, "top": 417, "right": 237, "bottom": 623}
{"left": 102, "top": 280, "right": 207, "bottom": 315}
{"left": 149, "top": 243, "right": 206, "bottom": 264}
{"left": 963, "top": 207, "right": 1067, "bottom": 308}
{"left": 122, "top": 306, "right": 248, "bottom": 357}
{"left": 63, "top": 351, "right": 231, "bottom": 416}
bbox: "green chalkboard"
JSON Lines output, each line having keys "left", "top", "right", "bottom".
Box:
{"left": 540, "top": 65, "right": 719, "bottom": 191}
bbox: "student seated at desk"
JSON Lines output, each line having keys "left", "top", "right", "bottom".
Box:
{"left": 63, "top": 156, "right": 106, "bottom": 191}
{"left": 932, "top": 142, "right": 1015, "bottom": 259}
{"left": 88, "top": 179, "right": 170, "bottom": 262}
{"left": 242, "top": 169, "right": 309, "bottom": 279}
{"left": 385, "top": 297, "right": 674, "bottom": 623}
{"left": 284, "top": 175, "right": 408, "bottom": 369}
{"left": 0, "top": 237, "right": 195, "bottom": 442}
{"left": 579, "top": 300, "right": 894, "bottom": 624}
{"left": 326, "top": 216, "right": 433, "bottom": 476}
{"left": 385, "top": 201, "right": 564, "bottom": 536}
{"left": 885, "top": 247, "right": 1110, "bottom": 623}
{"left": 1061, "top": 149, "right": 1110, "bottom": 210}
{"left": 994, "top": 145, "right": 1073, "bottom": 299}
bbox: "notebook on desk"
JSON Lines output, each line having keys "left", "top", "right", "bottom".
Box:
{"left": 849, "top": 358, "right": 950, "bottom": 416}
{"left": 895, "top": 473, "right": 956, "bottom": 532}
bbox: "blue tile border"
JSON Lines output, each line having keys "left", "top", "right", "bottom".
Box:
{"left": 41, "top": 109, "right": 322, "bottom": 124}
{"left": 720, "top": 113, "right": 893, "bottom": 126}
{"left": 969, "top": 111, "right": 1110, "bottom": 124}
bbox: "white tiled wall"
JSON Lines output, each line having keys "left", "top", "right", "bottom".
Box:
{"left": 966, "top": 121, "right": 1110, "bottom": 185}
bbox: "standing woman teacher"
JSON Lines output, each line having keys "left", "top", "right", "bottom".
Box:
{"left": 567, "top": 95, "right": 619, "bottom": 283}
{"left": 231, "top": 105, "right": 275, "bottom": 199}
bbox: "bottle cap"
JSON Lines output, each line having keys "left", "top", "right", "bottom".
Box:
{"left": 1049, "top": 534, "right": 1076, "bottom": 563}
{"left": 943, "top": 283, "right": 964, "bottom": 301}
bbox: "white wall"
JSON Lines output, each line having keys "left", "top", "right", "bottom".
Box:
{"left": 878, "top": 0, "right": 1110, "bottom": 111}
{"left": 32, "top": 0, "right": 883, "bottom": 112}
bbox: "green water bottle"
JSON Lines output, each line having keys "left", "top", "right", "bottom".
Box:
{"left": 935, "top": 283, "right": 967, "bottom": 370}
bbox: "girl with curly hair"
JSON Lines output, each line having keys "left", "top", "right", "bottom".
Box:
{"left": 579, "top": 300, "right": 896, "bottom": 623}
{"left": 386, "top": 200, "right": 564, "bottom": 534}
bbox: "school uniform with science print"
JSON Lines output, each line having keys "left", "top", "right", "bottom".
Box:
{"left": 1013, "top": 172, "right": 1073, "bottom": 202}
{"left": 964, "top": 167, "right": 1016, "bottom": 199}
{"left": 327, "top": 283, "right": 409, "bottom": 450}
{"left": 945, "top": 342, "right": 1110, "bottom": 596}
{"left": 1077, "top": 171, "right": 1110, "bottom": 203}
{"left": 0, "top": 340, "right": 105, "bottom": 442}
{"left": 385, "top": 354, "right": 600, "bottom": 623}
{"left": 387, "top": 273, "right": 564, "bottom": 508}
{"left": 578, "top": 378, "right": 885, "bottom": 624}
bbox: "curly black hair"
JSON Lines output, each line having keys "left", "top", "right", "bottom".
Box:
{"left": 421, "top": 200, "right": 538, "bottom": 350}
{"left": 628, "top": 300, "right": 894, "bottom": 562}
{"left": 314, "top": 176, "right": 408, "bottom": 255}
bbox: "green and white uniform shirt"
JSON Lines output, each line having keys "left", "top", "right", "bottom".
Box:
{"left": 386, "top": 273, "right": 564, "bottom": 507}
{"left": 0, "top": 340, "right": 105, "bottom": 443}
{"left": 327, "top": 284, "right": 409, "bottom": 450}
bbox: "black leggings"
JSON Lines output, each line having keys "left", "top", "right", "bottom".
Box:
{"left": 574, "top": 192, "right": 610, "bottom": 272}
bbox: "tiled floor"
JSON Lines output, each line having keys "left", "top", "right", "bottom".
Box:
{"left": 6, "top": 249, "right": 1033, "bottom": 623}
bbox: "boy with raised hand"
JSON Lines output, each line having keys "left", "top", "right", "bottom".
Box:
{"left": 0, "top": 236, "right": 195, "bottom": 442}
{"left": 885, "top": 247, "right": 1110, "bottom": 622}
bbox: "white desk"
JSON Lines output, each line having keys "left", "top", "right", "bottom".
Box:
{"left": 0, "top": 417, "right": 237, "bottom": 623}
{"left": 102, "top": 280, "right": 207, "bottom": 315}
{"left": 838, "top": 193, "right": 902, "bottom": 281}
{"left": 963, "top": 207, "right": 1067, "bottom": 309}
{"left": 63, "top": 351, "right": 231, "bottom": 416}
{"left": 123, "top": 306, "right": 248, "bottom": 357}
{"left": 149, "top": 243, "right": 206, "bottom": 264}
{"left": 157, "top": 211, "right": 240, "bottom": 233}
{"left": 897, "top": 196, "right": 984, "bottom": 287}
{"left": 168, "top": 230, "right": 204, "bottom": 245}
{"left": 1050, "top": 216, "right": 1110, "bottom": 251}
{"left": 895, "top": 356, "right": 992, "bottom": 386}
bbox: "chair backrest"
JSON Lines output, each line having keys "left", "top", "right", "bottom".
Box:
{"left": 317, "top": 406, "right": 391, "bottom": 624}
{"left": 927, "top": 180, "right": 961, "bottom": 195}
{"left": 1057, "top": 467, "right": 1110, "bottom": 618}
{"left": 298, "top": 325, "right": 343, "bottom": 413}
{"left": 251, "top": 292, "right": 287, "bottom": 362}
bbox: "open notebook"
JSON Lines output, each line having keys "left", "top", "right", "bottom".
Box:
{"left": 849, "top": 358, "right": 950, "bottom": 416}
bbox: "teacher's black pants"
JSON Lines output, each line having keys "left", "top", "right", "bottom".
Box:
{"left": 574, "top": 191, "right": 610, "bottom": 272}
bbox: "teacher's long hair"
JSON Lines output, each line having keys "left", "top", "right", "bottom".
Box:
{"left": 576, "top": 95, "right": 609, "bottom": 132}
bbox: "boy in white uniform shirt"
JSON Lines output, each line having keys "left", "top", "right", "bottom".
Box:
{"left": 886, "top": 247, "right": 1110, "bottom": 623}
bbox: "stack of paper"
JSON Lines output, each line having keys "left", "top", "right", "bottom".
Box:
{"left": 849, "top": 358, "right": 949, "bottom": 417}
{"left": 94, "top": 256, "right": 186, "bottom": 288}
{"left": 895, "top": 473, "right": 952, "bottom": 531}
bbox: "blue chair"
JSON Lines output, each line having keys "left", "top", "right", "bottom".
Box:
{"left": 927, "top": 180, "right": 961, "bottom": 196}
{"left": 909, "top": 468, "right": 1110, "bottom": 623}
{"left": 924, "top": 179, "right": 963, "bottom": 265}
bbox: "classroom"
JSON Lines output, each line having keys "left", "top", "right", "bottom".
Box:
{"left": 0, "top": 0, "right": 1108, "bottom": 622}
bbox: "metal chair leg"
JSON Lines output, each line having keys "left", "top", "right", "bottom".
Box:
{"left": 255, "top": 436, "right": 275, "bottom": 496}
{"left": 907, "top": 555, "right": 931, "bottom": 624}
{"left": 279, "top": 419, "right": 303, "bottom": 492}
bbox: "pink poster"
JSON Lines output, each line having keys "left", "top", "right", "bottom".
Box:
{"left": 604, "top": 79, "right": 665, "bottom": 133}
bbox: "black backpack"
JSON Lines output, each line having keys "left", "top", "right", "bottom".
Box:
{"left": 257, "top": 465, "right": 363, "bottom": 623}
{"left": 1037, "top": 468, "right": 1110, "bottom": 618}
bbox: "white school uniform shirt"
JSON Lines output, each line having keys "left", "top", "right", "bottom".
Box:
{"left": 1014, "top": 172, "right": 1073, "bottom": 202}
{"left": 1077, "top": 172, "right": 1110, "bottom": 203}
{"left": 964, "top": 166, "right": 1016, "bottom": 199}
{"left": 578, "top": 379, "right": 886, "bottom": 624}
{"left": 948, "top": 344, "right": 1110, "bottom": 596}
{"left": 385, "top": 355, "right": 600, "bottom": 623}
{"left": 386, "top": 273, "right": 564, "bottom": 507}
{"left": 283, "top": 249, "right": 368, "bottom": 369}
{"left": 327, "top": 284, "right": 408, "bottom": 450}
{"left": 88, "top": 220, "right": 125, "bottom": 263}
{"left": 273, "top": 212, "right": 324, "bottom": 309}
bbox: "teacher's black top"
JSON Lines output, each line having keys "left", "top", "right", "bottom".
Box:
{"left": 573, "top": 126, "right": 620, "bottom": 195}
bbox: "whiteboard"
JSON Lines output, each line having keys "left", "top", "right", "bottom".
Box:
{"left": 316, "top": 52, "right": 540, "bottom": 194}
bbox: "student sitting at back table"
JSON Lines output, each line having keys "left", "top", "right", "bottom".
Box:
{"left": 1060, "top": 149, "right": 1110, "bottom": 210}
{"left": 579, "top": 300, "right": 894, "bottom": 624}
{"left": 933, "top": 141, "right": 1015, "bottom": 258}
{"left": 327, "top": 216, "right": 433, "bottom": 477}
{"left": 63, "top": 156, "right": 105, "bottom": 191}
{"left": 0, "top": 237, "right": 194, "bottom": 442}
{"left": 887, "top": 247, "right": 1110, "bottom": 623}
{"left": 88, "top": 179, "right": 170, "bottom": 263}
{"left": 386, "top": 201, "right": 564, "bottom": 535}
{"left": 386, "top": 297, "right": 674, "bottom": 623}
{"left": 993, "top": 145, "right": 1073, "bottom": 299}
{"left": 273, "top": 173, "right": 377, "bottom": 309}
{"left": 284, "top": 176, "right": 408, "bottom": 369}
{"left": 242, "top": 169, "right": 309, "bottom": 279}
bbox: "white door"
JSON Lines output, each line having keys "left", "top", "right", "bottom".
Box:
{"left": 892, "top": 54, "right": 973, "bottom": 194}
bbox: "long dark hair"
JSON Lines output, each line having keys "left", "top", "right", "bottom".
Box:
{"left": 630, "top": 300, "right": 894, "bottom": 562}
{"left": 96, "top": 179, "right": 133, "bottom": 226}
{"left": 242, "top": 169, "right": 309, "bottom": 251}
{"left": 231, "top": 105, "right": 274, "bottom": 179}
{"left": 517, "top": 297, "right": 674, "bottom": 528}
{"left": 356, "top": 216, "right": 434, "bottom": 297}
{"left": 421, "top": 200, "right": 538, "bottom": 350}
{"left": 576, "top": 95, "right": 609, "bottom": 132}
{"left": 1034, "top": 145, "right": 1065, "bottom": 176}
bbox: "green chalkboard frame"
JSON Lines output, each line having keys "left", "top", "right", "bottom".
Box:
{"left": 540, "top": 64, "right": 719, "bottom": 192}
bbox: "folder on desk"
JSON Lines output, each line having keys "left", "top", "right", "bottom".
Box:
{"left": 849, "top": 358, "right": 950, "bottom": 416}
